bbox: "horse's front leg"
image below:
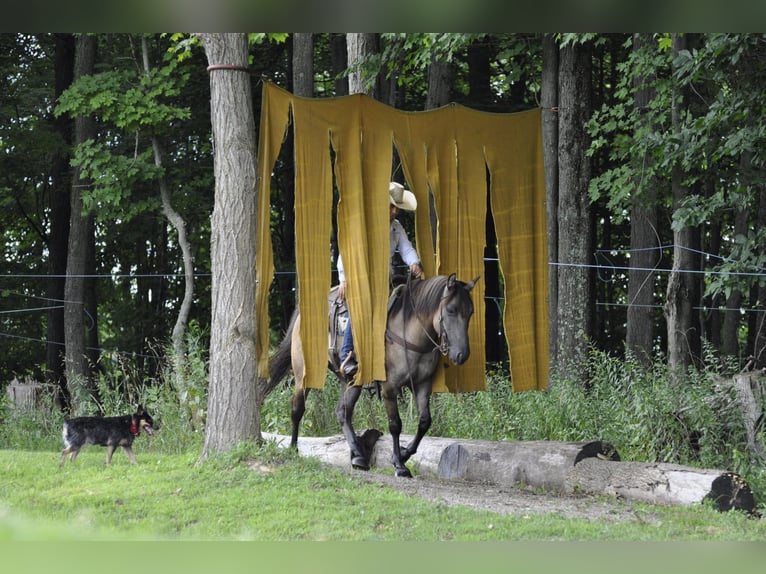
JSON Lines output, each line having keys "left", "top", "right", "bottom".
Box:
{"left": 335, "top": 383, "right": 368, "bottom": 469}
{"left": 382, "top": 385, "right": 412, "bottom": 477}
{"left": 399, "top": 383, "right": 432, "bottom": 464}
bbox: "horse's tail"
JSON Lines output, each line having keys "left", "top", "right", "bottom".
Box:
{"left": 260, "top": 307, "right": 298, "bottom": 399}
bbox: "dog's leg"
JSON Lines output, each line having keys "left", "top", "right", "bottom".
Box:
{"left": 60, "top": 448, "right": 71, "bottom": 466}
{"left": 122, "top": 446, "right": 138, "bottom": 464}
{"left": 69, "top": 449, "right": 80, "bottom": 463}
{"left": 106, "top": 445, "right": 117, "bottom": 465}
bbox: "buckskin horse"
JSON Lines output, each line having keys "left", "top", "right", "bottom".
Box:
{"left": 267, "top": 273, "right": 479, "bottom": 477}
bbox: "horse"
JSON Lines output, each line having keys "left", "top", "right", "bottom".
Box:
{"left": 267, "top": 273, "right": 479, "bottom": 477}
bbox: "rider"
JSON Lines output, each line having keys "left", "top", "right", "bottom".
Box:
{"left": 336, "top": 181, "right": 423, "bottom": 376}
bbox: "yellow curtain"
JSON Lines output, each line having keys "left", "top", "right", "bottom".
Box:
{"left": 256, "top": 82, "right": 548, "bottom": 393}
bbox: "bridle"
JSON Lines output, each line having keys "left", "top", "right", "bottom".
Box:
{"left": 384, "top": 276, "right": 453, "bottom": 357}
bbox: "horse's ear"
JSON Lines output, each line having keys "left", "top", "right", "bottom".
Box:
{"left": 465, "top": 276, "right": 480, "bottom": 291}
{"left": 447, "top": 273, "right": 457, "bottom": 288}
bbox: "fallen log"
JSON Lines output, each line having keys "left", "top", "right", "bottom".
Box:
{"left": 564, "top": 457, "right": 756, "bottom": 514}
{"left": 261, "top": 431, "right": 619, "bottom": 491}
{"left": 261, "top": 431, "right": 756, "bottom": 514}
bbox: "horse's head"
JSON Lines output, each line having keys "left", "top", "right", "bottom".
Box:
{"left": 437, "top": 273, "right": 479, "bottom": 365}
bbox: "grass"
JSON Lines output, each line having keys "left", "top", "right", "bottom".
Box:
{"left": 2, "top": 346, "right": 765, "bottom": 543}
{"left": 1, "top": 442, "right": 764, "bottom": 542}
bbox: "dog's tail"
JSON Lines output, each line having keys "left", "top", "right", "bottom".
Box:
{"left": 259, "top": 306, "right": 298, "bottom": 401}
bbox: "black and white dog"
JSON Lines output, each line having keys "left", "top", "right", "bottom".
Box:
{"left": 60, "top": 405, "right": 155, "bottom": 466}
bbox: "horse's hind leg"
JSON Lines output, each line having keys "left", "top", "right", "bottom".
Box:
{"left": 335, "top": 384, "right": 368, "bottom": 469}
{"left": 290, "top": 387, "right": 309, "bottom": 448}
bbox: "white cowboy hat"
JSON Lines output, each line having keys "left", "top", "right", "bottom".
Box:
{"left": 389, "top": 181, "right": 417, "bottom": 211}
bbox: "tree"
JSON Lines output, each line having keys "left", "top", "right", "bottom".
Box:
{"left": 542, "top": 34, "right": 559, "bottom": 369}
{"left": 347, "top": 33, "right": 379, "bottom": 97}
{"left": 665, "top": 33, "right": 702, "bottom": 379}
{"left": 197, "top": 33, "right": 260, "bottom": 459}
{"left": 46, "top": 33, "right": 75, "bottom": 410}
{"left": 64, "top": 33, "right": 97, "bottom": 412}
{"left": 556, "top": 38, "right": 594, "bottom": 379}
{"left": 625, "top": 34, "right": 660, "bottom": 365}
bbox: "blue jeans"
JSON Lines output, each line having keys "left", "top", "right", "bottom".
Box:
{"left": 340, "top": 313, "right": 354, "bottom": 360}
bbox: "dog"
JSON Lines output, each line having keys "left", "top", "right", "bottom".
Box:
{"left": 60, "top": 405, "right": 155, "bottom": 466}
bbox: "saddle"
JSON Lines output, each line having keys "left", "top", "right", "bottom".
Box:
{"left": 327, "top": 282, "right": 408, "bottom": 375}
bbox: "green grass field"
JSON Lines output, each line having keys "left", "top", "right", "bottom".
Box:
{"left": 1, "top": 442, "right": 764, "bottom": 542}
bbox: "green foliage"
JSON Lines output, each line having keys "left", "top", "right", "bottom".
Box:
{"left": 53, "top": 47, "right": 191, "bottom": 219}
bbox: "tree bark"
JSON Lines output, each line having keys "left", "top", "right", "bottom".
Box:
{"left": 47, "top": 33, "right": 75, "bottom": 411}
{"left": 64, "top": 33, "right": 97, "bottom": 412}
{"left": 346, "top": 33, "right": 378, "bottom": 97}
{"left": 626, "top": 34, "right": 659, "bottom": 366}
{"left": 198, "top": 33, "right": 260, "bottom": 460}
{"left": 425, "top": 55, "right": 452, "bottom": 110}
{"left": 665, "top": 34, "right": 702, "bottom": 380}
{"left": 291, "top": 33, "right": 313, "bottom": 97}
{"left": 556, "top": 40, "right": 593, "bottom": 379}
{"left": 753, "top": 183, "right": 766, "bottom": 369}
{"left": 542, "top": 34, "right": 559, "bottom": 371}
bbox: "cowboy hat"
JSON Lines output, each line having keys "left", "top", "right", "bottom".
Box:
{"left": 389, "top": 181, "right": 417, "bottom": 211}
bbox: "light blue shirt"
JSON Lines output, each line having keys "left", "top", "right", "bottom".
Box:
{"left": 337, "top": 219, "right": 420, "bottom": 283}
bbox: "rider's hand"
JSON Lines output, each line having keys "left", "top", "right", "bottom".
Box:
{"left": 338, "top": 280, "right": 347, "bottom": 300}
{"left": 410, "top": 263, "right": 423, "bottom": 279}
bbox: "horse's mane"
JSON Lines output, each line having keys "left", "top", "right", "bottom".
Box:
{"left": 393, "top": 275, "right": 450, "bottom": 319}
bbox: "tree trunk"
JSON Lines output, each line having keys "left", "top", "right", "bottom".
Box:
{"left": 64, "top": 33, "right": 97, "bottom": 412}
{"left": 665, "top": 34, "right": 702, "bottom": 381}
{"left": 542, "top": 34, "right": 559, "bottom": 372}
{"left": 626, "top": 34, "right": 659, "bottom": 366}
{"left": 346, "top": 33, "right": 378, "bottom": 97}
{"left": 425, "top": 55, "right": 452, "bottom": 110}
{"left": 140, "top": 37, "right": 198, "bottom": 426}
{"left": 721, "top": 201, "right": 748, "bottom": 356}
{"left": 556, "top": 40, "right": 593, "bottom": 379}
{"left": 198, "top": 33, "right": 260, "bottom": 460}
{"left": 753, "top": 183, "right": 766, "bottom": 369}
{"left": 331, "top": 33, "right": 348, "bottom": 96}
{"left": 47, "top": 33, "right": 75, "bottom": 411}
{"left": 291, "top": 33, "right": 313, "bottom": 96}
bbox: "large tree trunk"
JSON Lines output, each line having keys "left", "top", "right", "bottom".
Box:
{"left": 665, "top": 34, "right": 702, "bottom": 381}
{"left": 626, "top": 34, "right": 659, "bottom": 366}
{"left": 542, "top": 34, "right": 559, "bottom": 372}
{"left": 47, "top": 33, "right": 75, "bottom": 411}
{"left": 64, "top": 33, "right": 97, "bottom": 413}
{"left": 346, "top": 33, "right": 378, "bottom": 97}
{"left": 198, "top": 33, "right": 260, "bottom": 460}
{"left": 556, "top": 40, "right": 593, "bottom": 380}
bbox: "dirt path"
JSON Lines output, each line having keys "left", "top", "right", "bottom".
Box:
{"left": 354, "top": 470, "right": 654, "bottom": 523}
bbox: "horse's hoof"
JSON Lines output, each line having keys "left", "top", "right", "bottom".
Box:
{"left": 351, "top": 456, "right": 370, "bottom": 471}
{"left": 394, "top": 467, "right": 413, "bottom": 478}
